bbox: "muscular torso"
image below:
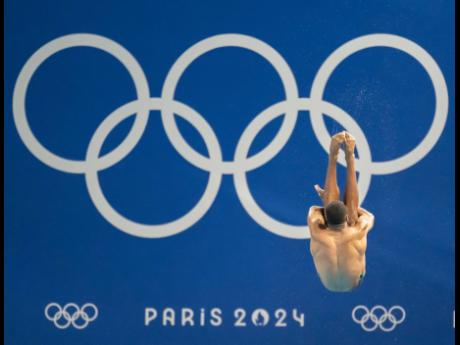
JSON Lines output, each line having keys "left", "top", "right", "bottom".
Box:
{"left": 308, "top": 206, "right": 374, "bottom": 292}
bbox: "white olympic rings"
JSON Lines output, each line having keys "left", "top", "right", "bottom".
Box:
{"left": 12, "top": 33, "right": 448, "bottom": 239}
{"left": 13, "top": 34, "right": 151, "bottom": 173}
{"left": 352, "top": 305, "right": 406, "bottom": 332}
{"left": 44, "top": 302, "right": 98, "bottom": 329}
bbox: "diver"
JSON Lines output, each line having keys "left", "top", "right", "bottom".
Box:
{"left": 308, "top": 131, "right": 375, "bottom": 292}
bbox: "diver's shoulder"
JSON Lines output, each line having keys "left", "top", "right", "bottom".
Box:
{"left": 356, "top": 207, "right": 375, "bottom": 232}
{"left": 309, "top": 205, "right": 324, "bottom": 211}
{"left": 358, "top": 206, "right": 373, "bottom": 216}
{"left": 308, "top": 205, "right": 324, "bottom": 216}
{"left": 308, "top": 206, "right": 325, "bottom": 224}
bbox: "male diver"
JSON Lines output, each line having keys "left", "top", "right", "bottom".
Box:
{"left": 308, "top": 131, "right": 374, "bottom": 292}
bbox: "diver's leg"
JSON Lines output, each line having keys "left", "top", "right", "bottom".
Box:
{"left": 343, "top": 132, "right": 359, "bottom": 225}
{"left": 315, "top": 132, "right": 345, "bottom": 206}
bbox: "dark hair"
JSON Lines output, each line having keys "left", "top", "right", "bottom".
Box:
{"left": 324, "top": 201, "right": 347, "bottom": 229}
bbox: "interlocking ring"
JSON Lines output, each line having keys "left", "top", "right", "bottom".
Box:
{"left": 44, "top": 302, "right": 98, "bottom": 329}
{"left": 12, "top": 33, "right": 448, "bottom": 239}
{"left": 352, "top": 305, "right": 406, "bottom": 332}
{"left": 13, "top": 34, "right": 150, "bottom": 174}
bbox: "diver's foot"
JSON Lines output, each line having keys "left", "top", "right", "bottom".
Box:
{"left": 344, "top": 132, "right": 356, "bottom": 159}
{"left": 330, "top": 131, "right": 346, "bottom": 159}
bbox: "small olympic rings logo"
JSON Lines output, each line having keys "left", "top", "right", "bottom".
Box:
{"left": 12, "top": 33, "right": 448, "bottom": 239}
{"left": 352, "top": 305, "right": 406, "bottom": 332}
{"left": 44, "top": 302, "right": 98, "bottom": 329}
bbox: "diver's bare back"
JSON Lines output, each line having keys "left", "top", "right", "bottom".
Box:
{"left": 308, "top": 206, "right": 374, "bottom": 292}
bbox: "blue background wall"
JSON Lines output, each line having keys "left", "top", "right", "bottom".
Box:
{"left": 4, "top": 0, "right": 455, "bottom": 344}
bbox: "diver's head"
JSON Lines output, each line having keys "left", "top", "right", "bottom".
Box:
{"left": 324, "top": 200, "right": 347, "bottom": 230}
